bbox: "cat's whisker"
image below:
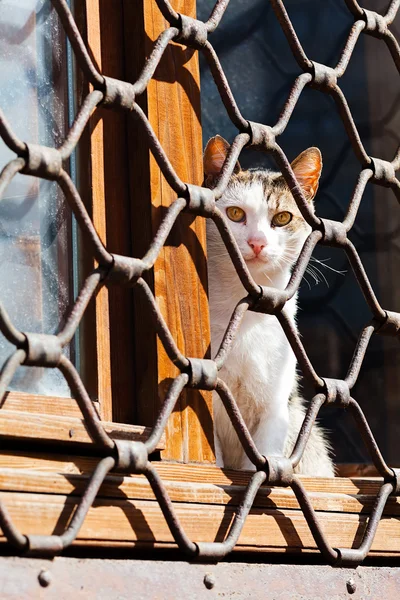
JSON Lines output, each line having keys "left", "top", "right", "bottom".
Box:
{"left": 280, "top": 254, "right": 298, "bottom": 266}
{"left": 277, "top": 252, "right": 324, "bottom": 289}
{"left": 262, "top": 271, "right": 273, "bottom": 285}
{"left": 309, "top": 264, "right": 329, "bottom": 287}
{"left": 305, "top": 266, "right": 318, "bottom": 282}
{"left": 309, "top": 256, "right": 347, "bottom": 276}
{"left": 302, "top": 273, "right": 312, "bottom": 290}
{"left": 305, "top": 265, "right": 324, "bottom": 286}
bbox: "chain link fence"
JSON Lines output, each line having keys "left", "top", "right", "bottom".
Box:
{"left": 0, "top": 0, "right": 399, "bottom": 566}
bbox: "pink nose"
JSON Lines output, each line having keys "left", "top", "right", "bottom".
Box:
{"left": 248, "top": 239, "right": 266, "bottom": 256}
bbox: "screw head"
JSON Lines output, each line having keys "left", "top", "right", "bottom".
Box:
{"left": 346, "top": 578, "right": 356, "bottom": 594}
{"left": 38, "top": 569, "right": 52, "bottom": 588}
{"left": 204, "top": 573, "right": 215, "bottom": 590}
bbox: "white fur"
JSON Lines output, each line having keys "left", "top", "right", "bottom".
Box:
{"left": 207, "top": 177, "right": 334, "bottom": 476}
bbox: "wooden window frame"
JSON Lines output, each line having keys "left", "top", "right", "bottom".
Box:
{"left": 0, "top": 1, "right": 161, "bottom": 452}
{"left": 0, "top": 0, "right": 399, "bottom": 562}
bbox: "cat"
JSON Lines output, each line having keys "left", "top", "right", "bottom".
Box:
{"left": 204, "top": 135, "right": 334, "bottom": 477}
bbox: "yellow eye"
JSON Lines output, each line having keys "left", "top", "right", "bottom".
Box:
{"left": 226, "top": 206, "right": 246, "bottom": 223}
{"left": 272, "top": 211, "right": 292, "bottom": 227}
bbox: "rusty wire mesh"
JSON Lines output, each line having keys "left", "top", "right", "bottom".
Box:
{"left": 0, "top": 0, "right": 399, "bottom": 566}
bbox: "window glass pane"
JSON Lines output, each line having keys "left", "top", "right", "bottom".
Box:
{"left": 0, "top": 0, "right": 71, "bottom": 396}
{"left": 199, "top": 0, "right": 400, "bottom": 464}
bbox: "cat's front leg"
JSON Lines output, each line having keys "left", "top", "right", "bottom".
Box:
{"left": 240, "top": 403, "right": 289, "bottom": 471}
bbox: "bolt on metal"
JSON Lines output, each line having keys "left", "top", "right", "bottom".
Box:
{"left": 346, "top": 578, "right": 357, "bottom": 594}
{"left": 38, "top": 569, "right": 52, "bottom": 588}
{"left": 204, "top": 573, "right": 216, "bottom": 589}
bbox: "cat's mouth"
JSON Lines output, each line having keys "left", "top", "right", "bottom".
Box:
{"left": 245, "top": 254, "right": 270, "bottom": 265}
{"left": 245, "top": 253, "right": 282, "bottom": 271}
{"left": 246, "top": 256, "right": 264, "bottom": 263}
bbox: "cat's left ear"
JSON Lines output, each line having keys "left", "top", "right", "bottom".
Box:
{"left": 203, "top": 135, "right": 241, "bottom": 187}
{"left": 291, "top": 147, "right": 322, "bottom": 201}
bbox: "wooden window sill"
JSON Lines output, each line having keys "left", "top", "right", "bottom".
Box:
{"left": 0, "top": 453, "right": 397, "bottom": 556}
{"left": 0, "top": 412, "right": 164, "bottom": 449}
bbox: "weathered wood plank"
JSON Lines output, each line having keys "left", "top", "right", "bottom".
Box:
{"left": 0, "top": 459, "right": 396, "bottom": 515}
{"left": 0, "top": 489, "right": 399, "bottom": 554}
{"left": 1, "top": 392, "right": 98, "bottom": 418}
{"left": 0, "top": 411, "right": 164, "bottom": 449}
{"left": 336, "top": 463, "right": 384, "bottom": 478}
{"left": 0, "top": 453, "right": 387, "bottom": 495}
{"left": 124, "top": 0, "right": 214, "bottom": 462}
{"left": 84, "top": 0, "right": 113, "bottom": 420}
{"left": 88, "top": 1, "right": 137, "bottom": 425}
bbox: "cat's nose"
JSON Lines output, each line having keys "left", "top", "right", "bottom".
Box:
{"left": 247, "top": 239, "right": 266, "bottom": 256}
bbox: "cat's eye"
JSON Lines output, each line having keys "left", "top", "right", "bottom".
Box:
{"left": 272, "top": 211, "right": 292, "bottom": 227}
{"left": 226, "top": 206, "right": 246, "bottom": 223}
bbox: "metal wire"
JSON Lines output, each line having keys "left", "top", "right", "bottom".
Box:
{"left": 0, "top": 0, "right": 399, "bottom": 566}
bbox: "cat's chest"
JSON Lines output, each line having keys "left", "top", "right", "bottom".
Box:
{"left": 211, "top": 293, "right": 296, "bottom": 359}
{"left": 212, "top": 300, "right": 297, "bottom": 409}
{"left": 222, "top": 312, "right": 287, "bottom": 367}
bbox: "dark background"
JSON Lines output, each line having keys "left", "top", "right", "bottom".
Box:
{"left": 198, "top": 0, "right": 400, "bottom": 465}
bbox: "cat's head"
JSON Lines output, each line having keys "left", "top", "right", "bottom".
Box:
{"left": 204, "top": 135, "right": 322, "bottom": 280}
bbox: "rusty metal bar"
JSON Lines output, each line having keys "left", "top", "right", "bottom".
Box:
{"left": 335, "top": 20, "right": 366, "bottom": 77}
{"left": 216, "top": 379, "right": 266, "bottom": 469}
{"left": 59, "top": 91, "right": 104, "bottom": 160}
{"left": 136, "top": 279, "right": 190, "bottom": 370}
{"left": 133, "top": 27, "right": 179, "bottom": 96}
{"left": 146, "top": 463, "right": 198, "bottom": 556}
{"left": 277, "top": 311, "right": 324, "bottom": 388}
{"left": 145, "top": 374, "right": 189, "bottom": 454}
{"left": 335, "top": 482, "right": 394, "bottom": 566}
{"left": 0, "top": 158, "right": 26, "bottom": 198}
{"left": 0, "top": 0, "right": 398, "bottom": 567}
{"left": 269, "top": 0, "right": 314, "bottom": 72}
{"left": 58, "top": 356, "right": 115, "bottom": 449}
{"left": 60, "top": 456, "right": 116, "bottom": 547}
{"left": 289, "top": 394, "right": 326, "bottom": 469}
{"left": 345, "top": 324, "right": 376, "bottom": 389}
{"left": 0, "top": 109, "right": 27, "bottom": 155}
{"left": 205, "top": 0, "right": 230, "bottom": 33}
{"left": 141, "top": 197, "right": 187, "bottom": 268}
{"left": 214, "top": 298, "right": 252, "bottom": 369}
{"left": 0, "top": 350, "right": 27, "bottom": 401}
{"left": 196, "top": 471, "right": 267, "bottom": 558}
{"left": 58, "top": 270, "right": 104, "bottom": 346}
{"left": 52, "top": 0, "right": 105, "bottom": 88}
{"left": 272, "top": 73, "right": 313, "bottom": 136}
{"left": 348, "top": 398, "right": 394, "bottom": 480}
{"left": 291, "top": 477, "right": 339, "bottom": 564}
{"left": 58, "top": 170, "right": 114, "bottom": 267}
{"left": 0, "top": 502, "right": 27, "bottom": 551}
{"left": 202, "top": 42, "right": 250, "bottom": 132}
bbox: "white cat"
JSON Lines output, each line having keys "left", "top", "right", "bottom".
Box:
{"left": 205, "top": 136, "right": 334, "bottom": 476}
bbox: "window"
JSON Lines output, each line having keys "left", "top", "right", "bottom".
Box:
{"left": 0, "top": 0, "right": 398, "bottom": 567}
{"left": 0, "top": 0, "right": 155, "bottom": 447}
{"left": 199, "top": 0, "right": 400, "bottom": 472}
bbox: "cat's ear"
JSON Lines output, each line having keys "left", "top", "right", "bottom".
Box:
{"left": 291, "top": 147, "right": 322, "bottom": 201}
{"left": 203, "top": 135, "right": 240, "bottom": 187}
